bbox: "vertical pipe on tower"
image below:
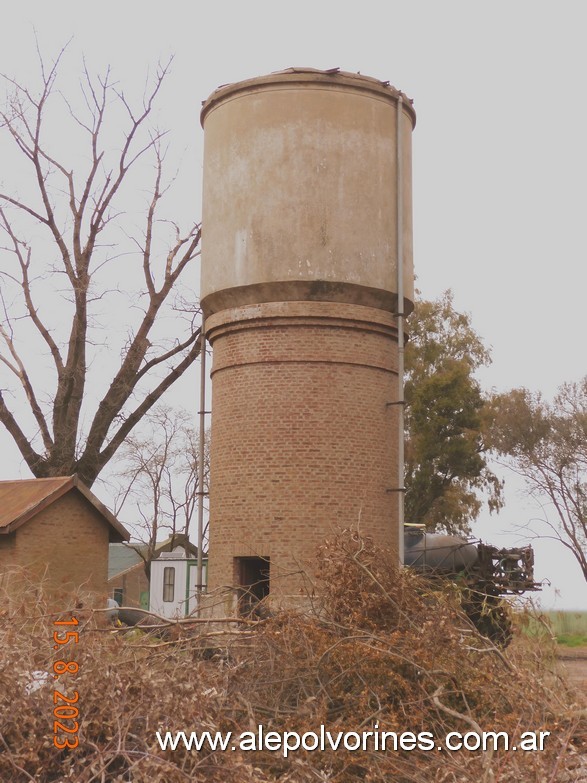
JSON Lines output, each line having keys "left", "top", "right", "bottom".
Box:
{"left": 396, "top": 95, "right": 405, "bottom": 565}
{"left": 196, "top": 326, "right": 206, "bottom": 612}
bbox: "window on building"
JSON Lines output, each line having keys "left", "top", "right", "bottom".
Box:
{"left": 234, "top": 556, "right": 270, "bottom": 617}
{"left": 113, "top": 588, "right": 124, "bottom": 606}
{"left": 163, "top": 567, "right": 175, "bottom": 602}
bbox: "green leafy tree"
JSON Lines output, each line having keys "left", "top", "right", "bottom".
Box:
{"left": 488, "top": 380, "right": 587, "bottom": 582}
{"left": 404, "top": 291, "right": 503, "bottom": 534}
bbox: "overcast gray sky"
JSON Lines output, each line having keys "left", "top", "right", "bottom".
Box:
{"left": 1, "top": 1, "right": 586, "bottom": 609}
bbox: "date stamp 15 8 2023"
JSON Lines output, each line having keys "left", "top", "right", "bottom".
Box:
{"left": 52, "top": 615, "right": 80, "bottom": 750}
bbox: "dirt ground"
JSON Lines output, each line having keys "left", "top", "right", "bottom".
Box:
{"left": 557, "top": 645, "right": 587, "bottom": 696}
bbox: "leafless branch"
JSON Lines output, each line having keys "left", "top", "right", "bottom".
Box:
{"left": 0, "top": 48, "right": 201, "bottom": 485}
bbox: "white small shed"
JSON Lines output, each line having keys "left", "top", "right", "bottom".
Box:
{"left": 149, "top": 546, "right": 207, "bottom": 618}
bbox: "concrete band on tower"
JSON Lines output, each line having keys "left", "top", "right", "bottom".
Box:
{"left": 200, "top": 68, "right": 415, "bottom": 614}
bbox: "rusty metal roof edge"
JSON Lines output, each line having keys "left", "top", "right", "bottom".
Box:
{"left": 0, "top": 475, "right": 130, "bottom": 543}
{"left": 72, "top": 476, "right": 130, "bottom": 543}
{"left": 0, "top": 476, "right": 75, "bottom": 535}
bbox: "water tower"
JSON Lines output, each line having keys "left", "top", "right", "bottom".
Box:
{"left": 200, "top": 68, "right": 415, "bottom": 609}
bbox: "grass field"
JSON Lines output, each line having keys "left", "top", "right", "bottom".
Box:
{"left": 523, "top": 610, "right": 587, "bottom": 647}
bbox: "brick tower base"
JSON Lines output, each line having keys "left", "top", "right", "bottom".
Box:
{"left": 205, "top": 300, "right": 400, "bottom": 615}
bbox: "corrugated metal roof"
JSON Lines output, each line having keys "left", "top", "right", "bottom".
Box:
{"left": 0, "top": 476, "right": 129, "bottom": 542}
{"left": 0, "top": 477, "right": 73, "bottom": 530}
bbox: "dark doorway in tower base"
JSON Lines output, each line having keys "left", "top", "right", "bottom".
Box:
{"left": 235, "top": 556, "right": 270, "bottom": 617}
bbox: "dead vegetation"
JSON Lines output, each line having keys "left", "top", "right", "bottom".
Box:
{"left": 1, "top": 530, "right": 585, "bottom": 782}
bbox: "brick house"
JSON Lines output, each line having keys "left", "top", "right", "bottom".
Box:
{"left": 0, "top": 475, "right": 129, "bottom": 605}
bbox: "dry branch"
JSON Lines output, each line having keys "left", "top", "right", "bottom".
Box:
{"left": 1, "top": 533, "right": 584, "bottom": 782}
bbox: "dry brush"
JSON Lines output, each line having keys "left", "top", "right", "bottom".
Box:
{"left": 0, "top": 530, "right": 585, "bottom": 782}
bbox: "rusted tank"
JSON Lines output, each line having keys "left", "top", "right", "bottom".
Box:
{"left": 403, "top": 525, "right": 539, "bottom": 645}
{"left": 404, "top": 528, "right": 479, "bottom": 572}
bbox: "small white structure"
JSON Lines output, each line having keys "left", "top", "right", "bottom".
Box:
{"left": 149, "top": 546, "right": 207, "bottom": 618}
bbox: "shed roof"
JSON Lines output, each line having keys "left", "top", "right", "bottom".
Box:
{"left": 108, "top": 535, "right": 204, "bottom": 580}
{"left": 108, "top": 543, "right": 147, "bottom": 580}
{"left": 0, "top": 476, "right": 129, "bottom": 543}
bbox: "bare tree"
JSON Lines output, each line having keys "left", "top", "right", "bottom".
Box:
{"left": 489, "top": 379, "right": 587, "bottom": 582}
{"left": 106, "top": 405, "right": 209, "bottom": 577}
{"left": 0, "top": 46, "right": 201, "bottom": 486}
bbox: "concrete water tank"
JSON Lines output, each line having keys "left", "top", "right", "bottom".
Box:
{"left": 200, "top": 68, "right": 416, "bottom": 608}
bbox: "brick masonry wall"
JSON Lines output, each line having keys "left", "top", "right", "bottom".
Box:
{"left": 108, "top": 565, "right": 149, "bottom": 608}
{"left": 0, "top": 536, "right": 16, "bottom": 595}
{"left": 206, "top": 301, "right": 400, "bottom": 602}
{"left": 1, "top": 491, "right": 110, "bottom": 606}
